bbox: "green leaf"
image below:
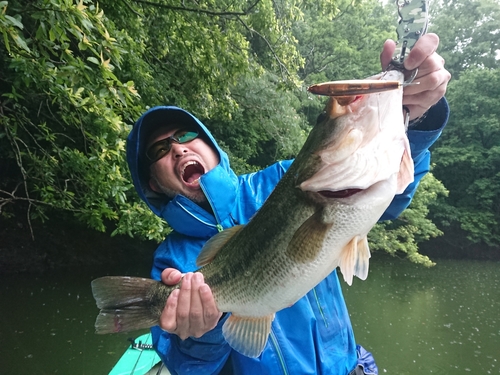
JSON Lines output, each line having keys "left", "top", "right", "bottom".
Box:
{"left": 5, "top": 14, "right": 23, "bottom": 29}
{"left": 11, "top": 32, "right": 30, "bottom": 52}
{"left": 87, "top": 56, "right": 100, "bottom": 65}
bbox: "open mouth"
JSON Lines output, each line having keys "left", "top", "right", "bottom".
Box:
{"left": 181, "top": 161, "right": 205, "bottom": 184}
{"left": 318, "top": 188, "right": 363, "bottom": 198}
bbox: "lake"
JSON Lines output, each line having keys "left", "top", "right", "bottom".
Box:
{"left": 343, "top": 255, "right": 500, "bottom": 375}
{"left": 0, "top": 255, "right": 499, "bottom": 374}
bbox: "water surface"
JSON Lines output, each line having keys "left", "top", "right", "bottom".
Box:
{"left": 343, "top": 255, "right": 500, "bottom": 374}
{"left": 0, "top": 264, "right": 151, "bottom": 374}
{"left": 1, "top": 256, "right": 499, "bottom": 374}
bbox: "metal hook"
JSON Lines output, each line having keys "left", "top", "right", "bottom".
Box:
{"left": 404, "top": 68, "right": 418, "bottom": 84}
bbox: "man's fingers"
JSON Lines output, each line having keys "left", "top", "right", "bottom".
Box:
{"left": 175, "top": 272, "right": 193, "bottom": 338}
{"left": 188, "top": 273, "right": 206, "bottom": 337}
{"left": 402, "top": 69, "right": 447, "bottom": 98}
{"left": 199, "top": 283, "right": 222, "bottom": 327}
{"left": 158, "top": 271, "right": 220, "bottom": 340}
{"left": 404, "top": 33, "right": 439, "bottom": 71}
{"left": 160, "top": 288, "right": 180, "bottom": 333}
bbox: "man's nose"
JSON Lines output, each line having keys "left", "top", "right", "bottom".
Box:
{"left": 170, "top": 142, "right": 189, "bottom": 157}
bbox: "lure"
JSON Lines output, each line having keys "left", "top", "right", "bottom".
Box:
{"left": 307, "top": 79, "right": 402, "bottom": 97}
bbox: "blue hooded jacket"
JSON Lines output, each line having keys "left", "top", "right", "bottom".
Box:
{"left": 126, "top": 100, "right": 449, "bottom": 375}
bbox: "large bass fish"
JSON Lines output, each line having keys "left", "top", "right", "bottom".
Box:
{"left": 91, "top": 70, "right": 414, "bottom": 358}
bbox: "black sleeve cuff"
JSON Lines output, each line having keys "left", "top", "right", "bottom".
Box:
{"left": 409, "top": 97, "right": 450, "bottom": 132}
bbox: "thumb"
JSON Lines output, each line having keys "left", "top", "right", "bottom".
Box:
{"left": 380, "top": 39, "right": 396, "bottom": 70}
{"left": 162, "top": 268, "right": 183, "bottom": 285}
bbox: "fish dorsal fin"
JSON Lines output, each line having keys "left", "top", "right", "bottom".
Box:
{"left": 338, "top": 235, "right": 371, "bottom": 286}
{"left": 222, "top": 313, "right": 275, "bottom": 358}
{"left": 196, "top": 225, "right": 244, "bottom": 267}
{"left": 396, "top": 140, "right": 415, "bottom": 194}
{"left": 286, "top": 211, "right": 333, "bottom": 263}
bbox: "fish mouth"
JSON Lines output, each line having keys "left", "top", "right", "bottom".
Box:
{"left": 181, "top": 161, "right": 205, "bottom": 185}
{"left": 317, "top": 188, "right": 363, "bottom": 198}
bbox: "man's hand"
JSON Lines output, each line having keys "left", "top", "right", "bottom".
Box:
{"left": 160, "top": 268, "right": 222, "bottom": 340}
{"left": 380, "top": 33, "right": 451, "bottom": 121}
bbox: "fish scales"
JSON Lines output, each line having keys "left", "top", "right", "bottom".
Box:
{"left": 91, "top": 70, "right": 414, "bottom": 358}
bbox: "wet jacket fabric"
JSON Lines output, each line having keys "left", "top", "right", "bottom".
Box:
{"left": 126, "top": 99, "right": 449, "bottom": 375}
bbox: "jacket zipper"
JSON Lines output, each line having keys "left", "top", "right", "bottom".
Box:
{"left": 270, "top": 329, "right": 289, "bottom": 375}
{"left": 313, "top": 287, "right": 329, "bottom": 328}
{"left": 199, "top": 182, "right": 224, "bottom": 232}
{"left": 176, "top": 201, "right": 223, "bottom": 231}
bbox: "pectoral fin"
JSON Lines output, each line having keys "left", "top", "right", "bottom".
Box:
{"left": 338, "top": 235, "right": 371, "bottom": 286}
{"left": 196, "top": 225, "right": 244, "bottom": 267}
{"left": 396, "top": 141, "right": 415, "bottom": 194}
{"left": 222, "top": 313, "right": 275, "bottom": 358}
{"left": 286, "top": 211, "right": 333, "bottom": 263}
{"left": 353, "top": 236, "right": 370, "bottom": 281}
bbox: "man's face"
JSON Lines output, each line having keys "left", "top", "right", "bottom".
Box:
{"left": 146, "top": 126, "right": 219, "bottom": 204}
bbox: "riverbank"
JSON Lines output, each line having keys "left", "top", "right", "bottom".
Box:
{"left": 0, "top": 209, "right": 157, "bottom": 275}
{"left": 419, "top": 229, "right": 500, "bottom": 261}
{"left": 1, "top": 207, "right": 498, "bottom": 275}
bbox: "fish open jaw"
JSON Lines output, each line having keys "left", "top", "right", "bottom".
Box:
{"left": 182, "top": 161, "right": 205, "bottom": 184}
{"left": 317, "top": 188, "right": 363, "bottom": 198}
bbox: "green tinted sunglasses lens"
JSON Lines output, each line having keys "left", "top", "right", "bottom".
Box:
{"left": 177, "top": 131, "right": 198, "bottom": 143}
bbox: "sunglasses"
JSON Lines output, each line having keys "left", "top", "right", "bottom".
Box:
{"left": 146, "top": 129, "right": 199, "bottom": 164}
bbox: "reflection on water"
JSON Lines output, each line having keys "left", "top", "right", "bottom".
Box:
{"left": 0, "top": 264, "right": 151, "bottom": 375}
{"left": 0, "top": 256, "right": 499, "bottom": 374}
{"left": 343, "top": 255, "right": 500, "bottom": 375}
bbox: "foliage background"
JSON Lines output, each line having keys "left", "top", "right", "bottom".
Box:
{"left": 1, "top": 0, "right": 499, "bottom": 271}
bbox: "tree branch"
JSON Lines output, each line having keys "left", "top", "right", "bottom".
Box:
{"left": 131, "top": 0, "right": 261, "bottom": 17}
{"left": 235, "top": 15, "right": 291, "bottom": 79}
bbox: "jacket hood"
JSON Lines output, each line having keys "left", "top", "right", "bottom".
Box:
{"left": 127, "top": 106, "right": 239, "bottom": 238}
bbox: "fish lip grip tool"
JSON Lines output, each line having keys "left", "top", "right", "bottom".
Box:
{"left": 387, "top": 0, "right": 430, "bottom": 83}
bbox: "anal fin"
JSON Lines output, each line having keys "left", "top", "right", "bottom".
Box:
{"left": 222, "top": 313, "right": 274, "bottom": 358}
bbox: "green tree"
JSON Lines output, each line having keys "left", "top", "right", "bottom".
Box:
{"left": 0, "top": 0, "right": 311, "bottom": 240}
{"left": 293, "top": 0, "right": 395, "bottom": 124}
{"left": 430, "top": 67, "right": 500, "bottom": 247}
{"left": 0, "top": 0, "right": 450, "bottom": 267}
{"left": 0, "top": 0, "right": 149, "bottom": 236}
{"left": 370, "top": 173, "right": 448, "bottom": 266}
{"left": 207, "top": 70, "right": 309, "bottom": 171}
{"left": 431, "top": 0, "right": 500, "bottom": 79}
{"left": 296, "top": 0, "right": 394, "bottom": 84}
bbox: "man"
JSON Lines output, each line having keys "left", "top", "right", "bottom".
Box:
{"left": 126, "top": 34, "right": 451, "bottom": 375}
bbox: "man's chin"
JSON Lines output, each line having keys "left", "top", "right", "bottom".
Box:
{"left": 184, "top": 190, "right": 207, "bottom": 204}
{"left": 154, "top": 178, "right": 207, "bottom": 205}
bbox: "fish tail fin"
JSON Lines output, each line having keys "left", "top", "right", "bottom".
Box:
{"left": 222, "top": 313, "right": 275, "bottom": 358}
{"left": 91, "top": 276, "right": 160, "bottom": 334}
{"left": 338, "top": 235, "right": 371, "bottom": 286}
